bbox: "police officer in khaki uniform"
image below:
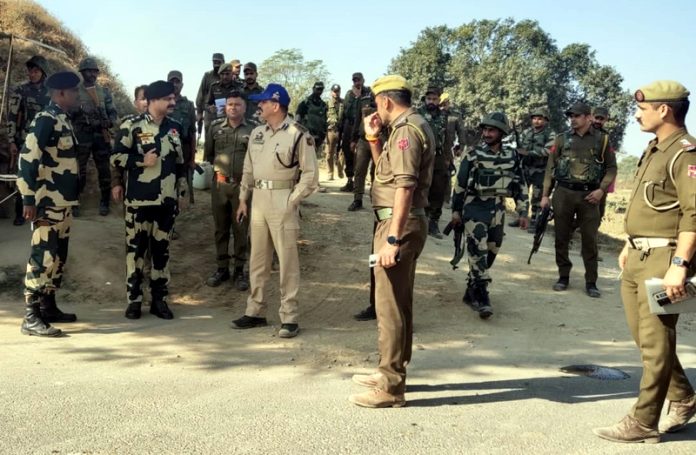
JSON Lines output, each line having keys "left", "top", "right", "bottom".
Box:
{"left": 349, "top": 75, "right": 434, "bottom": 408}
{"left": 540, "top": 102, "right": 617, "bottom": 298}
{"left": 594, "top": 81, "right": 696, "bottom": 444}
{"left": 231, "top": 84, "right": 318, "bottom": 338}
{"left": 204, "top": 91, "right": 255, "bottom": 291}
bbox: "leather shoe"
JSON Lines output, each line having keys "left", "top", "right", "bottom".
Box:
{"left": 349, "top": 389, "right": 405, "bottom": 408}
{"left": 593, "top": 415, "right": 659, "bottom": 444}
{"left": 660, "top": 394, "right": 696, "bottom": 433}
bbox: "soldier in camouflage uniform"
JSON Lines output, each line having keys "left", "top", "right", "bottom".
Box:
{"left": 111, "top": 81, "right": 188, "bottom": 320}
{"left": 511, "top": 107, "right": 555, "bottom": 232}
{"left": 451, "top": 112, "right": 529, "bottom": 319}
{"left": 71, "top": 57, "right": 118, "bottom": 216}
{"left": 17, "top": 72, "right": 82, "bottom": 337}
{"left": 296, "top": 81, "right": 328, "bottom": 156}
{"left": 591, "top": 106, "right": 614, "bottom": 222}
{"left": 206, "top": 63, "right": 243, "bottom": 121}
{"left": 340, "top": 72, "right": 371, "bottom": 192}
{"left": 167, "top": 70, "right": 197, "bottom": 204}
{"left": 242, "top": 62, "right": 264, "bottom": 121}
{"left": 325, "top": 84, "right": 344, "bottom": 180}
{"left": 7, "top": 55, "right": 51, "bottom": 226}
{"left": 204, "top": 91, "right": 255, "bottom": 290}
{"left": 196, "top": 52, "right": 225, "bottom": 135}
{"left": 418, "top": 87, "right": 450, "bottom": 238}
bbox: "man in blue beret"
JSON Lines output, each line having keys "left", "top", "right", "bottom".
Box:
{"left": 16, "top": 71, "right": 81, "bottom": 337}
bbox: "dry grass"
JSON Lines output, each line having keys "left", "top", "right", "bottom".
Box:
{"left": 0, "top": 0, "right": 133, "bottom": 117}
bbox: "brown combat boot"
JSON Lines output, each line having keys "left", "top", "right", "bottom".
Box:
{"left": 592, "top": 415, "right": 660, "bottom": 444}
{"left": 659, "top": 394, "right": 696, "bottom": 433}
{"left": 352, "top": 373, "right": 382, "bottom": 388}
{"left": 349, "top": 388, "right": 405, "bottom": 408}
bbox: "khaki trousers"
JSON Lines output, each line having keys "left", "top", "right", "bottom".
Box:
{"left": 621, "top": 247, "right": 694, "bottom": 427}
{"left": 374, "top": 215, "right": 427, "bottom": 395}
{"left": 245, "top": 188, "right": 300, "bottom": 324}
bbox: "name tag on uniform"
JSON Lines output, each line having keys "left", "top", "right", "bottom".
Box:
{"left": 137, "top": 132, "right": 155, "bottom": 145}
{"left": 253, "top": 131, "right": 264, "bottom": 144}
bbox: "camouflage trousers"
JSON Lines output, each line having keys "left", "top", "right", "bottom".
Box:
{"left": 24, "top": 207, "right": 72, "bottom": 296}
{"left": 325, "top": 129, "right": 344, "bottom": 178}
{"left": 76, "top": 140, "right": 111, "bottom": 201}
{"left": 524, "top": 168, "right": 545, "bottom": 223}
{"left": 124, "top": 204, "right": 177, "bottom": 304}
{"left": 463, "top": 207, "right": 505, "bottom": 285}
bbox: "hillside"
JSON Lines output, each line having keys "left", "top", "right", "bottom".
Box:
{"left": 0, "top": 0, "right": 133, "bottom": 116}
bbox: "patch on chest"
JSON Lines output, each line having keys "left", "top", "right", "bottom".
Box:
{"left": 137, "top": 132, "right": 155, "bottom": 144}
{"left": 253, "top": 131, "right": 264, "bottom": 144}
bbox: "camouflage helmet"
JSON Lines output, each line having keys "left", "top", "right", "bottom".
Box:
{"left": 530, "top": 107, "right": 550, "bottom": 120}
{"left": 25, "top": 55, "right": 49, "bottom": 75}
{"left": 78, "top": 56, "right": 100, "bottom": 72}
{"left": 479, "top": 112, "right": 511, "bottom": 135}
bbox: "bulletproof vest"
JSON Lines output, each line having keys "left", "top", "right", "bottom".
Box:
{"left": 357, "top": 105, "right": 376, "bottom": 136}
{"left": 21, "top": 83, "right": 50, "bottom": 132}
{"left": 170, "top": 97, "right": 193, "bottom": 140}
{"left": 553, "top": 131, "right": 608, "bottom": 184}
{"left": 420, "top": 108, "right": 446, "bottom": 153}
{"left": 469, "top": 146, "right": 519, "bottom": 197}
{"left": 73, "top": 84, "right": 109, "bottom": 131}
{"left": 303, "top": 97, "right": 327, "bottom": 135}
{"left": 521, "top": 127, "right": 552, "bottom": 168}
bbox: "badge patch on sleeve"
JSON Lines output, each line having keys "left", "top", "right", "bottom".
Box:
{"left": 397, "top": 138, "right": 410, "bottom": 151}
{"left": 306, "top": 136, "right": 315, "bottom": 147}
{"left": 688, "top": 164, "right": 696, "bottom": 178}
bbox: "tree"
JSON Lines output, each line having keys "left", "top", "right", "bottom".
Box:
{"left": 258, "top": 49, "right": 330, "bottom": 113}
{"left": 616, "top": 155, "right": 639, "bottom": 182}
{"left": 389, "top": 19, "right": 633, "bottom": 148}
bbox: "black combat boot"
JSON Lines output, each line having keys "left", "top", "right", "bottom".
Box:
{"left": 125, "top": 302, "right": 142, "bottom": 319}
{"left": 99, "top": 198, "right": 109, "bottom": 216}
{"left": 206, "top": 268, "right": 230, "bottom": 287}
{"left": 340, "top": 178, "right": 354, "bottom": 192}
{"left": 353, "top": 304, "right": 376, "bottom": 321}
{"left": 21, "top": 295, "right": 62, "bottom": 337}
{"left": 150, "top": 300, "right": 174, "bottom": 320}
{"left": 40, "top": 292, "right": 77, "bottom": 323}
{"left": 233, "top": 267, "right": 249, "bottom": 292}
{"left": 474, "top": 284, "right": 493, "bottom": 320}
{"left": 462, "top": 283, "right": 477, "bottom": 308}
{"left": 347, "top": 199, "right": 363, "bottom": 211}
{"left": 428, "top": 219, "right": 443, "bottom": 239}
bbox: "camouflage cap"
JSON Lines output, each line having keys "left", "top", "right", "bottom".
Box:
{"left": 592, "top": 106, "right": 609, "bottom": 118}
{"left": 530, "top": 107, "right": 550, "bottom": 120}
{"left": 212, "top": 53, "right": 225, "bottom": 62}
{"left": 167, "top": 70, "right": 183, "bottom": 82}
{"left": 635, "top": 80, "right": 690, "bottom": 102}
{"left": 26, "top": 55, "right": 49, "bottom": 75}
{"left": 371, "top": 75, "right": 412, "bottom": 97}
{"left": 479, "top": 112, "right": 511, "bottom": 135}
{"left": 564, "top": 102, "right": 591, "bottom": 116}
{"left": 78, "top": 57, "right": 100, "bottom": 72}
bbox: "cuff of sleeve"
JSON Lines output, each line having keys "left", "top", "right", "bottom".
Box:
{"left": 393, "top": 175, "right": 417, "bottom": 188}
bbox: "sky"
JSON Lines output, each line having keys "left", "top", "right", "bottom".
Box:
{"left": 36, "top": 0, "right": 696, "bottom": 156}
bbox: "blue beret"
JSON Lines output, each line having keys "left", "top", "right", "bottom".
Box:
{"left": 145, "top": 80, "right": 175, "bottom": 100}
{"left": 45, "top": 71, "right": 80, "bottom": 90}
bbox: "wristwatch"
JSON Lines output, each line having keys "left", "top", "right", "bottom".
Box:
{"left": 387, "top": 236, "right": 401, "bottom": 246}
{"left": 672, "top": 257, "right": 691, "bottom": 268}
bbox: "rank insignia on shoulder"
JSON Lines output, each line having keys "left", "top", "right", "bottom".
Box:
{"left": 680, "top": 139, "right": 696, "bottom": 152}
{"left": 688, "top": 164, "right": 696, "bottom": 178}
{"left": 397, "top": 137, "right": 410, "bottom": 151}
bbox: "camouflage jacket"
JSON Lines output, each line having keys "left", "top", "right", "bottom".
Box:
{"left": 326, "top": 96, "right": 343, "bottom": 131}
{"left": 417, "top": 106, "right": 451, "bottom": 170}
{"left": 452, "top": 143, "right": 528, "bottom": 219}
{"left": 71, "top": 83, "right": 118, "bottom": 140}
{"left": 195, "top": 69, "right": 220, "bottom": 114}
{"left": 204, "top": 117, "right": 256, "bottom": 181}
{"left": 296, "top": 95, "right": 328, "bottom": 138}
{"left": 242, "top": 82, "right": 264, "bottom": 121}
{"left": 518, "top": 126, "right": 555, "bottom": 170}
{"left": 17, "top": 103, "right": 79, "bottom": 208}
{"left": 7, "top": 80, "right": 50, "bottom": 147}
{"left": 169, "top": 95, "right": 197, "bottom": 163}
{"left": 111, "top": 113, "right": 187, "bottom": 207}
{"left": 207, "top": 80, "right": 244, "bottom": 120}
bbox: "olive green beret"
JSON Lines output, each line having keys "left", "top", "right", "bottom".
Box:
{"left": 372, "top": 75, "right": 413, "bottom": 96}
{"left": 634, "top": 80, "right": 690, "bottom": 102}
{"left": 592, "top": 106, "right": 609, "bottom": 118}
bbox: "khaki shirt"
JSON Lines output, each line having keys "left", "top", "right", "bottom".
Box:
{"left": 371, "top": 108, "right": 435, "bottom": 209}
{"left": 239, "top": 116, "right": 319, "bottom": 206}
{"left": 204, "top": 118, "right": 255, "bottom": 181}
{"left": 625, "top": 129, "right": 696, "bottom": 237}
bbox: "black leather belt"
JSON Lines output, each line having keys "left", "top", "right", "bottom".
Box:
{"left": 557, "top": 181, "right": 599, "bottom": 192}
